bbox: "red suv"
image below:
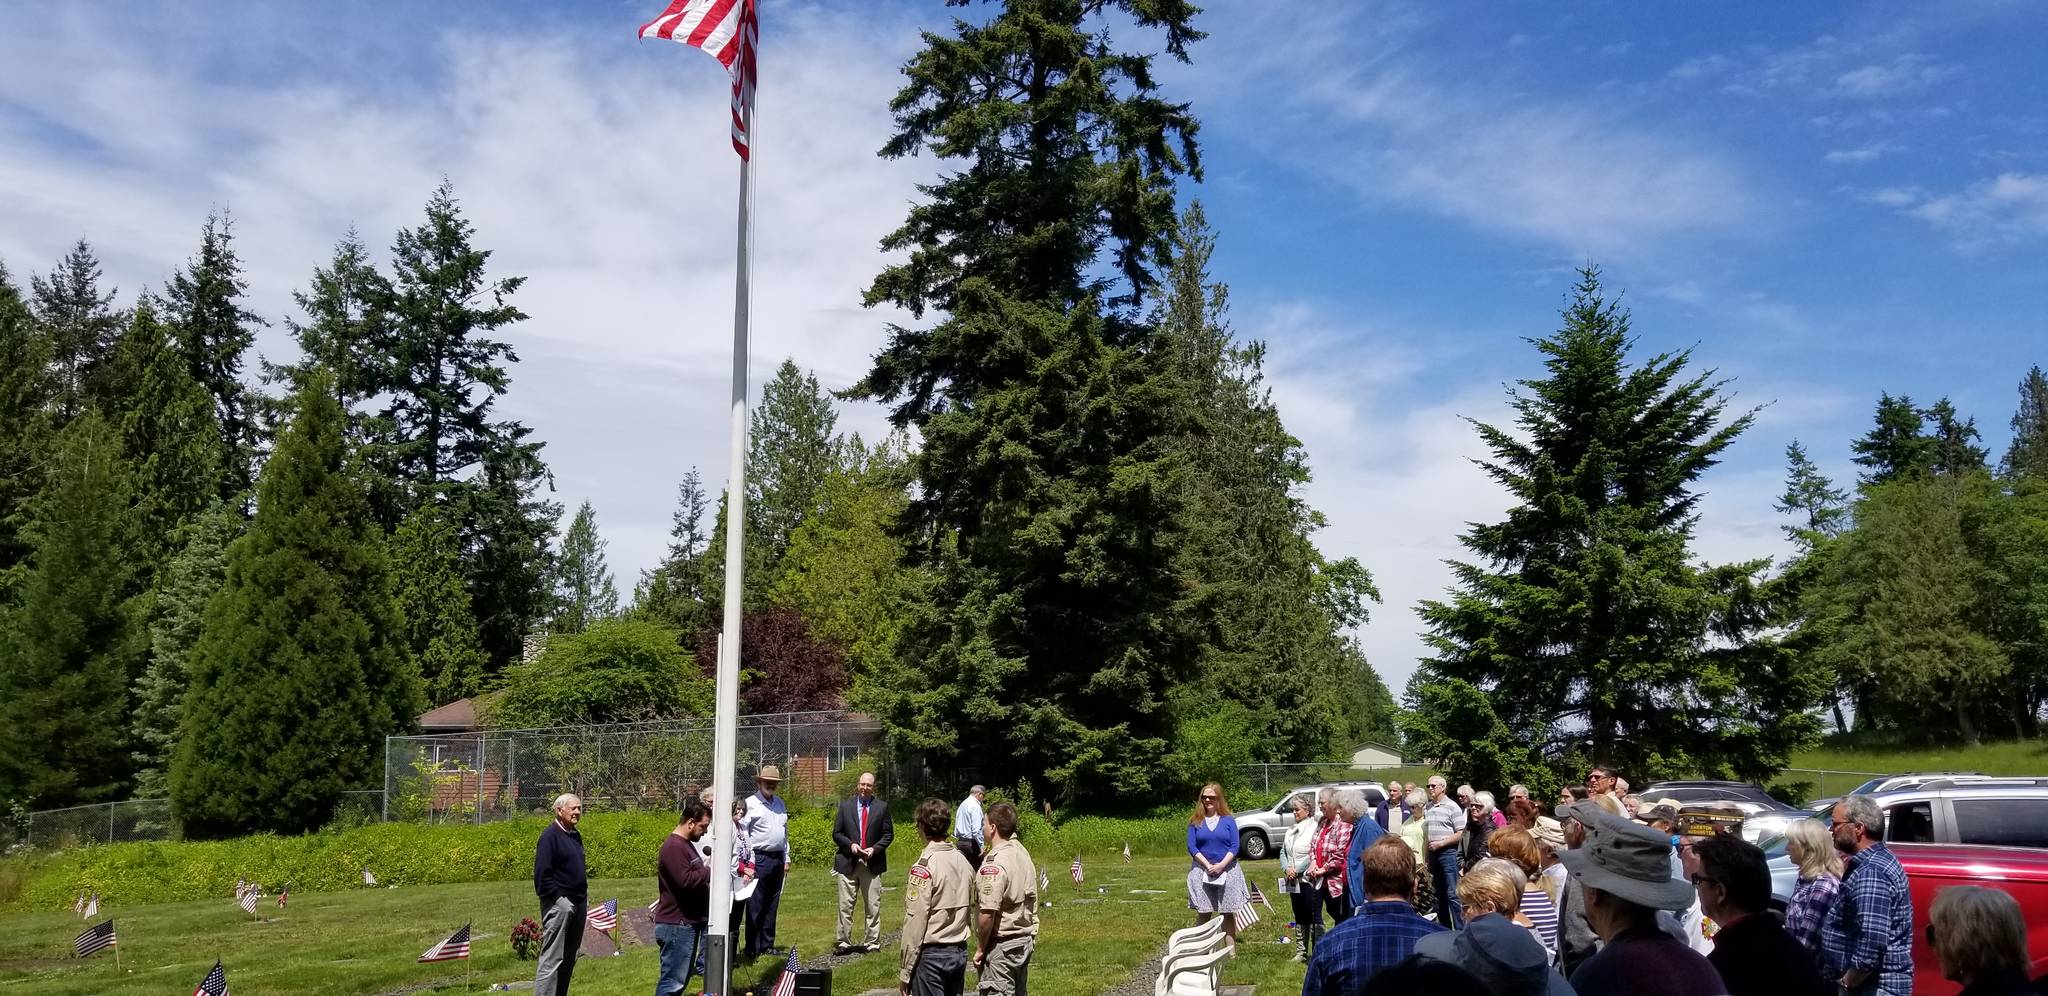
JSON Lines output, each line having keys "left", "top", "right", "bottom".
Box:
{"left": 1894, "top": 842, "right": 2048, "bottom": 995}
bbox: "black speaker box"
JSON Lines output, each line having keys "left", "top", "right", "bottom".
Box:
{"left": 794, "top": 968, "right": 830, "bottom": 995}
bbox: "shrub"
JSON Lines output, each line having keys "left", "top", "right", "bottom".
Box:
{"left": 486, "top": 619, "right": 712, "bottom": 728}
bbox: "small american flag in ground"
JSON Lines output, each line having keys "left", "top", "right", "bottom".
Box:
{"left": 277, "top": 882, "right": 289, "bottom": 908}
{"left": 72, "top": 894, "right": 84, "bottom": 916}
{"left": 418, "top": 923, "right": 471, "bottom": 963}
{"left": 81, "top": 894, "right": 99, "bottom": 919}
{"left": 587, "top": 898, "right": 619, "bottom": 932}
{"left": 637, "top": 0, "right": 759, "bottom": 159}
{"left": 1248, "top": 880, "right": 1273, "bottom": 909}
{"left": 234, "top": 878, "right": 248, "bottom": 900}
{"left": 1070, "top": 857, "right": 1083, "bottom": 884}
{"left": 361, "top": 867, "right": 377, "bottom": 886}
{"left": 769, "top": 946, "right": 799, "bottom": 996}
{"left": 73, "top": 920, "right": 116, "bottom": 959}
{"left": 192, "top": 958, "right": 229, "bottom": 996}
{"left": 239, "top": 887, "right": 262, "bottom": 916}
{"left": 1038, "top": 870, "right": 1048, "bottom": 894}
{"left": 1235, "top": 898, "right": 1260, "bottom": 928}
{"left": 1123, "top": 842, "right": 1131, "bottom": 864}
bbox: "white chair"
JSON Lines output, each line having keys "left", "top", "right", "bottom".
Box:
{"left": 1163, "top": 916, "right": 1225, "bottom": 957}
{"left": 1156, "top": 943, "right": 1232, "bottom": 996}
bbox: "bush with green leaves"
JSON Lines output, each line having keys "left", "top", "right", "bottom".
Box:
{"left": 486, "top": 618, "right": 712, "bottom": 728}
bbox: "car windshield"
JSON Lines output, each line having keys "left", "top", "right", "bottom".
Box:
{"left": 1848, "top": 777, "right": 1887, "bottom": 795}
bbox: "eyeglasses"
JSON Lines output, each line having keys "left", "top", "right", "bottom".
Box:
{"left": 1201, "top": 795, "right": 1218, "bottom": 802}
{"left": 1688, "top": 874, "right": 1717, "bottom": 888}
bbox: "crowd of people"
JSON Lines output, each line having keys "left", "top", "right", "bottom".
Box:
{"left": 1169, "top": 767, "right": 2044, "bottom": 996}
{"left": 525, "top": 770, "right": 1036, "bottom": 996}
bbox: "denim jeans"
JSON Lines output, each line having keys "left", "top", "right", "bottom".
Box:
{"left": 654, "top": 921, "right": 703, "bottom": 996}
{"left": 1430, "top": 848, "right": 1462, "bottom": 928}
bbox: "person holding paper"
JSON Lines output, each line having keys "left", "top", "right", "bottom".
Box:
{"left": 1280, "top": 793, "right": 1324, "bottom": 962}
{"left": 1185, "top": 782, "right": 1247, "bottom": 948}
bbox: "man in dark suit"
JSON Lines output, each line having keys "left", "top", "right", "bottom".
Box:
{"left": 833, "top": 771, "right": 894, "bottom": 955}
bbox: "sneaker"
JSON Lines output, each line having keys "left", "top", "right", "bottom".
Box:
{"left": 834, "top": 943, "right": 853, "bottom": 956}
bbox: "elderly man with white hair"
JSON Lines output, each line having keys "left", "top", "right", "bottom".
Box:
{"left": 534, "top": 793, "right": 588, "bottom": 996}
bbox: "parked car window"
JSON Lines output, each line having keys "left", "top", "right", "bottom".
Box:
{"left": 1885, "top": 801, "right": 1935, "bottom": 843}
{"left": 1952, "top": 798, "right": 2048, "bottom": 849}
{"left": 1282, "top": 791, "right": 1313, "bottom": 813}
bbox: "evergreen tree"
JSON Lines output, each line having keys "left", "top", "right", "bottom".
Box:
{"left": 1773, "top": 441, "right": 1849, "bottom": 552}
{"left": 391, "top": 501, "right": 488, "bottom": 703}
{"left": 1850, "top": 393, "right": 1935, "bottom": 485}
{"left": 28, "top": 238, "right": 124, "bottom": 422}
{"left": 381, "top": 181, "right": 527, "bottom": 495}
{"left": 853, "top": 0, "right": 1205, "bottom": 804}
{"left": 550, "top": 500, "right": 618, "bottom": 635}
{"left": 1154, "top": 203, "right": 1388, "bottom": 761}
{"left": 2005, "top": 366, "right": 2048, "bottom": 481}
{"left": 0, "top": 412, "right": 146, "bottom": 807}
{"left": 633, "top": 468, "right": 715, "bottom": 637}
{"left": 106, "top": 302, "right": 226, "bottom": 566}
{"left": 162, "top": 211, "right": 267, "bottom": 498}
{"left": 746, "top": 359, "right": 841, "bottom": 588}
{"left": 169, "top": 372, "right": 423, "bottom": 837}
{"left": 0, "top": 261, "right": 54, "bottom": 597}
{"left": 1923, "top": 398, "right": 1988, "bottom": 478}
{"left": 457, "top": 437, "right": 560, "bottom": 672}
{"left": 269, "top": 228, "right": 395, "bottom": 413}
{"left": 1417, "top": 269, "right": 1821, "bottom": 780}
{"left": 130, "top": 503, "right": 240, "bottom": 798}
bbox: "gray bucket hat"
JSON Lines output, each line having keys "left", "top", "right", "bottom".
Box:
{"left": 1557, "top": 809, "right": 1695, "bottom": 911}
{"left": 1415, "top": 914, "right": 1575, "bottom": 996}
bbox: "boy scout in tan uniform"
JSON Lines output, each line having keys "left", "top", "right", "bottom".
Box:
{"left": 973, "top": 802, "right": 1038, "bottom": 996}
{"left": 902, "top": 798, "right": 975, "bottom": 996}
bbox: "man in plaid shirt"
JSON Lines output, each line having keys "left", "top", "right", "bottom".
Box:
{"left": 1304, "top": 838, "right": 1444, "bottom": 995}
{"left": 1819, "top": 795, "right": 1913, "bottom": 995}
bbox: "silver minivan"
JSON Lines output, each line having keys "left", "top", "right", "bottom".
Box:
{"left": 1234, "top": 781, "right": 1387, "bottom": 861}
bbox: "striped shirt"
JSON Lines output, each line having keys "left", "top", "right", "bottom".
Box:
{"left": 1522, "top": 885, "right": 1560, "bottom": 952}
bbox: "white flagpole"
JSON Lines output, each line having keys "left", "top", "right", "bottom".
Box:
{"left": 704, "top": 73, "right": 755, "bottom": 996}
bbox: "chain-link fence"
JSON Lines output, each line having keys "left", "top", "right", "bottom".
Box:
{"left": 3, "top": 798, "right": 173, "bottom": 850}
{"left": 382, "top": 710, "right": 886, "bottom": 824}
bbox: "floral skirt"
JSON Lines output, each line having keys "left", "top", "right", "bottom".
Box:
{"left": 1186, "top": 863, "right": 1249, "bottom": 913}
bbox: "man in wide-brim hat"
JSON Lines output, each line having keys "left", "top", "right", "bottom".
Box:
{"left": 740, "top": 764, "right": 790, "bottom": 959}
{"left": 1555, "top": 808, "right": 1727, "bottom": 996}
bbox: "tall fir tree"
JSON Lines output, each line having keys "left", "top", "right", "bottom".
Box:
{"left": 1772, "top": 440, "right": 1854, "bottom": 733}
{"left": 1417, "top": 269, "right": 1822, "bottom": 780}
{"left": 1850, "top": 393, "right": 1935, "bottom": 485}
{"left": 130, "top": 503, "right": 240, "bottom": 798}
{"left": 2006, "top": 366, "right": 2048, "bottom": 481}
{"left": 631, "top": 468, "right": 713, "bottom": 637}
{"left": 162, "top": 211, "right": 267, "bottom": 498}
{"left": 550, "top": 500, "right": 618, "bottom": 635}
{"left": 746, "top": 359, "right": 841, "bottom": 589}
{"left": 106, "top": 301, "right": 227, "bottom": 567}
{"left": 269, "top": 228, "right": 395, "bottom": 413}
{"left": 1774, "top": 441, "right": 1850, "bottom": 552}
{"left": 169, "top": 372, "right": 423, "bottom": 837}
{"left": 28, "top": 238, "right": 124, "bottom": 423}
{"left": 390, "top": 501, "right": 488, "bottom": 704}
{"left": 853, "top": 0, "right": 1205, "bottom": 803}
{"left": 457, "top": 437, "right": 560, "bottom": 672}
{"left": 0, "top": 261, "right": 54, "bottom": 597}
{"left": 1153, "top": 203, "right": 1388, "bottom": 762}
{"left": 1923, "top": 398, "right": 1988, "bottom": 478}
{"left": 0, "top": 411, "right": 146, "bottom": 807}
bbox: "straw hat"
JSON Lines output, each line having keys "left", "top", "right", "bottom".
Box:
{"left": 755, "top": 764, "right": 783, "bottom": 784}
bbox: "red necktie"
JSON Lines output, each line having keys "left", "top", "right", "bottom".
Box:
{"left": 859, "top": 802, "right": 868, "bottom": 848}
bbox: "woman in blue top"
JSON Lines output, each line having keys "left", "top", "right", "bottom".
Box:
{"left": 1186, "top": 782, "right": 1249, "bottom": 947}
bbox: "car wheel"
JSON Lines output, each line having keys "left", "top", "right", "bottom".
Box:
{"left": 1240, "top": 829, "right": 1269, "bottom": 860}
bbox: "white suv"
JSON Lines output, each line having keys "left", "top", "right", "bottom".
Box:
{"left": 1234, "top": 782, "right": 1387, "bottom": 861}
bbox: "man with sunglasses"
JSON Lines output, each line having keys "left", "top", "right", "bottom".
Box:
{"left": 1820, "top": 795, "right": 1913, "bottom": 996}
{"left": 1586, "top": 766, "right": 1620, "bottom": 802}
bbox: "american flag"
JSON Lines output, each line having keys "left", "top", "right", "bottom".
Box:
{"left": 73, "top": 920, "right": 117, "bottom": 959}
{"left": 1248, "top": 880, "right": 1273, "bottom": 910}
{"left": 234, "top": 878, "right": 249, "bottom": 900}
{"left": 418, "top": 923, "right": 472, "bottom": 963}
{"left": 769, "top": 946, "right": 799, "bottom": 996}
{"left": 277, "top": 882, "right": 290, "bottom": 909}
{"left": 72, "top": 893, "right": 84, "bottom": 916}
{"left": 1069, "top": 857, "right": 1083, "bottom": 884}
{"left": 587, "top": 898, "right": 619, "bottom": 933}
{"left": 362, "top": 867, "right": 377, "bottom": 886}
{"left": 1123, "top": 842, "right": 1131, "bottom": 864}
{"left": 1235, "top": 896, "right": 1260, "bottom": 928}
{"left": 1038, "top": 870, "right": 1049, "bottom": 894}
{"left": 239, "top": 886, "right": 262, "bottom": 916}
{"left": 192, "top": 959, "right": 229, "bottom": 996}
{"left": 637, "top": 0, "right": 759, "bottom": 160}
{"left": 82, "top": 894, "right": 99, "bottom": 919}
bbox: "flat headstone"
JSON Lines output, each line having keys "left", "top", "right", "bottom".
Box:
{"left": 1219, "top": 987, "right": 1256, "bottom": 996}
{"left": 621, "top": 905, "right": 657, "bottom": 947}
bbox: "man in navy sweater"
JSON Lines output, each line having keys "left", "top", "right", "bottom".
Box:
{"left": 534, "top": 793, "right": 588, "bottom": 996}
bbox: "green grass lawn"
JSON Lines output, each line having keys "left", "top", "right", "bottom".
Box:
{"left": 0, "top": 856, "right": 1313, "bottom": 995}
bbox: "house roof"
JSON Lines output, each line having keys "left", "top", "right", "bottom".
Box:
{"left": 417, "top": 697, "right": 478, "bottom": 732}
{"left": 1350, "top": 741, "right": 1404, "bottom": 756}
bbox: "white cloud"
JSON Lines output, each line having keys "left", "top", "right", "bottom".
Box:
{"left": 1600, "top": 41, "right": 1634, "bottom": 57}
{"left": 1824, "top": 145, "right": 1895, "bottom": 164}
{"left": 1833, "top": 54, "right": 1953, "bottom": 99}
{"left": 0, "top": 2, "right": 931, "bottom": 586}
{"left": 1904, "top": 172, "right": 2048, "bottom": 247}
{"left": 1669, "top": 53, "right": 1735, "bottom": 81}
{"left": 1867, "top": 186, "right": 1923, "bottom": 207}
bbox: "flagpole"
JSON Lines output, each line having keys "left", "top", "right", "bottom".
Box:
{"left": 704, "top": 77, "right": 755, "bottom": 996}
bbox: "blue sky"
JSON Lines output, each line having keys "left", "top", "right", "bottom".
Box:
{"left": 2, "top": 1, "right": 2044, "bottom": 697}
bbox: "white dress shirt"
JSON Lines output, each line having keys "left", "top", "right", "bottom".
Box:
{"left": 743, "top": 790, "right": 790, "bottom": 855}
{"left": 954, "top": 794, "right": 984, "bottom": 844}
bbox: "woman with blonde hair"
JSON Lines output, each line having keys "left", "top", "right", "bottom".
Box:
{"left": 1780, "top": 817, "right": 1843, "bottom": 953}
{"left": 1929, "top": 885, "right": 2033, "bottom": 995}
{"left": 1397, "top": 788, "right": 1436, "bottom": 917}
{"left": 1279, "top": 792, "right": 1323, "bottom": 961}
{"left": 1186, "top": 782, "right": 1247, "bottom": 945}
